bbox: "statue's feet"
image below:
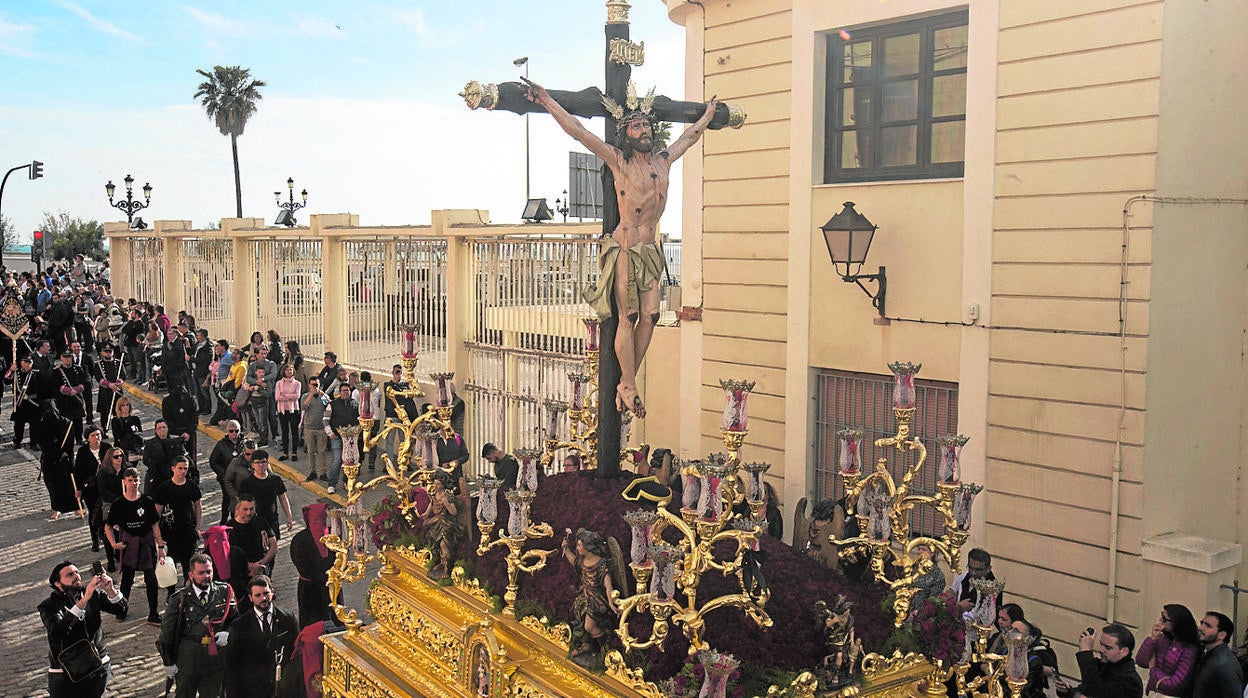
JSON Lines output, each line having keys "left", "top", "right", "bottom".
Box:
{"left": 615, "top": 384, "right": 646, "bottom": 418}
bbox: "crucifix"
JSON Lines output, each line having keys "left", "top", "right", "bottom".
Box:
{"left": 461, "top": 0, "right": 745, "bottom": 479}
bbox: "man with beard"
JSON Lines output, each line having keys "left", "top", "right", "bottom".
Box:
{"left": 525, "top": 78, "right": 717, "bottom": 417}
{"left": 51, "top": 350, "right": 87, "bottom": 443}
{"left": 92, "top": 343, "right": 125, "bottom": 438}
{"left": 226, "top": 495, "right": 277, "bottom": 611}
{"left": 1192, "top": 612, "right": 1243, "bottom": 698}
{"left": 39, "top": 560, "right": 127, "bottom": 697}
{"left": 158, "top": 553, "right": 238, "bottom": 698}
{"left": 224, "top": 575, "right": 299, "bottom": 697}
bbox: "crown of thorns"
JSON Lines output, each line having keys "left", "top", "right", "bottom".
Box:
{"left": 602, "top": 82, "right": 656, "bottom": 135}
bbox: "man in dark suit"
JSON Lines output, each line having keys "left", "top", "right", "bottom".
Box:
{"left": 159, "top": 553, "right": 239, "bottom": 698}
{"left": 224, "top": 575, "right": 299, "bottom": 697}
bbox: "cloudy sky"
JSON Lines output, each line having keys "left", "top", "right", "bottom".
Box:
{"left": 0, "top": 1, "right": 689, "bottom": 242}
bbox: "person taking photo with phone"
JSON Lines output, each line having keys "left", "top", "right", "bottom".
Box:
{"left": 39, "top": 560, "right": 127, "bottom": 697}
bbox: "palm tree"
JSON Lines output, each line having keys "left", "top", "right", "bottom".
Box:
{"left": 194, "top": 65, "right": 266, "bottom": 218}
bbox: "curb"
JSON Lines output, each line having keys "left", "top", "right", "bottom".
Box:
{"left": 122, "top": 385, "right": 347, "bottom": 506}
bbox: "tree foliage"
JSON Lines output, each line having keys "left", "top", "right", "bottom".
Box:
{"left": 39, "top": 211, "right": 105, "bottom": 261}
{"left": 0, "top": 215, "right": 16, "bottom": 252}
{"left": 194, "top": 65, "right": 266, "bottom": 218}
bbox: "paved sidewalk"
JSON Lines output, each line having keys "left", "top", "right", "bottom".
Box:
{"left": 0, "top": 386, "right": 379, "bottom": 697}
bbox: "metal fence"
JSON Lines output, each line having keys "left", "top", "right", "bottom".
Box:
{"left": 345, "top": 238, "right": 449, "bottom": 374}
{"left": 462, "top": 235, "right": 600, "bottom": 475}
{"left": 180, "top": 238, "right": 235, "bottom": 342}
{"left": 128, "top": 238, "right": 165, "bottom": 307}
{"left": 662, "top": 240, "right": 682, "bottom": 287}
{"left": 253, "top": 238, "right": 324, "bottom": 358}
{"left": 812, "top": 368, "right": 959, "bottom": 537}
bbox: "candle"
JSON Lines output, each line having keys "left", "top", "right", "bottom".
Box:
{"left": 582, "top": 317, "right": 600, "bottom": 351}
{"left": 887, "top": 361, "right": 921, "bottom": 410}
{"left": 838, "top": 428, "right": 865, "bottom": 474}
{"left": 357, "top": 381, "right": 375, "bottom": 419}
{"left": 719, "top": 379, "right": 756, "bottom": 431}
{"left": 515, "top": 448, "right": 541, "bottom": 492}
{"left": 400, "top": 326, "right": 418, "bottom": 359}
{"left": 430, "top": 372, "right": 455, "bottom": 408}
{"left": 476, "top": 478, "right": 502, "bottom": 525}
{"left": 568, "top": 373, "right": 589, "bottom": 411}
{"left": 545, "top": 400, "right": 567, "bottom": 441}
{"left": 937, "top": 434, "right": 970, "bottom": 484}
{"left": 623, "top": 510, "right": 661, "bottom": 566}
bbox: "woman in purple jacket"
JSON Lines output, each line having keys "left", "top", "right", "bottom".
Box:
{"left": 1136, "top": 603, "right": 1200, "bottom": 696}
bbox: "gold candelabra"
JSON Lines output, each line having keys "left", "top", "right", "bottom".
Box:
{"left": 611, "top": 387, "right": 774, "bottom": 654}
{"left": 475, "top": 486, "right": 556, "bottom": 618}
{"left": 828, "top": 362, "right": 981, "bottom": 627}
{"left": 322, "top": 330, "right": 459, "bottom": 628}
{"left": 541, "top": 318, "right": 601, "bottom": 471}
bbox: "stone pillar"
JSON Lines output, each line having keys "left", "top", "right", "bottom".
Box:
{"left": 1141, "top": 534, "right": 1242, "bottom": 634}
{"left": 155, "top": 220, "right": 191, "bottom": 317}
{"left": 222, "top": 219, "right": 264, "bottom": 346}
{"left": 312, "top": 214, "right": 357, "bottom": 364}
{"left": 105, "top": 223, "right": 132, "bottom": 300}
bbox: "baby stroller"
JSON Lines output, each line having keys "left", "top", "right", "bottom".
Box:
{"left": 145, "top": 344, "right": 166, "bottom": 392}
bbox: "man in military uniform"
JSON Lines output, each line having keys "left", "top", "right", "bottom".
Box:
{"left": 92, "top": 343, "right": 125, "bottom": 438}
{"left": 10, "top": 354, "right": 40, "bottom": 449}
{"left": 158, "top": 553, "right": 238, "bottom": 697}
{"left": 51, "top": 350, "right": 87, "bottom": 444}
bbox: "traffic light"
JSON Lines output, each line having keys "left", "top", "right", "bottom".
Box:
{"left": 29, "top": 160, "right": 43, "bottom": 180}
{"left": 31, "top": 230, "right": 43, "bottom": 262}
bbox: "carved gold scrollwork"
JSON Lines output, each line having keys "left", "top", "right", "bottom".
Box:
{"left": 603, "top": 650, "right": 667, "bottom": 697}
{"left": 727, "top": 104, "right": 748, "bottom": 129}
{"left": 608, "top": 38, "right": 645, "bottom": 66}
{"left": 519, "top": 615, "right": 572, "bottom": 651}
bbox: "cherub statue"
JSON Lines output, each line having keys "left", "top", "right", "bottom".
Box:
{"left": 419, "top": 470, "right": 464, "bottom": 580}
{"left": 561, "top": 528, "right": 626, "bottom": 668}
{"left": 814, "top": 594, "right": 863, "bottom": 689}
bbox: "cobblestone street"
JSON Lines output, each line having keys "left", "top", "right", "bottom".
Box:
{"left": 0, "top": 386, "right": 377, "bottom": 697}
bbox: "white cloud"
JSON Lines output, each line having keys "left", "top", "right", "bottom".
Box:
{"left": 183, "top": 6, "right": 252, "bottom": 34}
{"left": 51, "top": 0, "right": 141, "bottom": 42}
{"left": 292, "top": 15, "right": 342, "bottom": 37}
{"left": 0, "top": 15, "right": 38, "bottom": 58}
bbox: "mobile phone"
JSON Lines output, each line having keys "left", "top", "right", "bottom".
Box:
{"left": 1084, "top": 627, "right": 1096, "bottom": 636}
{"left": 91, "top": 560, "right": 104, "bottom": 577}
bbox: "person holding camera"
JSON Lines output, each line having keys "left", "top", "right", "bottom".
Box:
{"left": 300, "top": 376, "right": 329, "bottom": 482}
{"left": 39, "top": 560, "right": 127, "bottom": 697}
{"left": 1058, "top": 624, "right": 1142, "bottom": 698}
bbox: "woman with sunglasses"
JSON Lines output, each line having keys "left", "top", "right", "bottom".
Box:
{"left": 1137, "top": 604, "right": 1200, "bottom": 696}
{"left": 96, "top": 447, "right": 126, "bottom": 572}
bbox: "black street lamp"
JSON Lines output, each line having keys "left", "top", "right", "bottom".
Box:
{"left": 105, "top": 174, "right": 152, "bottom": 230}
{"left": 555, "top": 190, "right": 570, "bottom": 222}
{"left": 274, "top": 177, "right": 308, "bottom": 227}
{"left": 820, "top": 201, "right": 887, "bottom": 318}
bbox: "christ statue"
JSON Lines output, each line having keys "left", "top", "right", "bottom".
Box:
{"left": 524, "top": 77, "right": 717, "bottom": 418}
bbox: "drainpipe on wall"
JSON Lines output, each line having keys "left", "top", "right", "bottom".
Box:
{"left": 1115, "top": 194, "right": 1248, "bottom": 622}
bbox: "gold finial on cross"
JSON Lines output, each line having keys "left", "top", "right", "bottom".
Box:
{"left": 606, "top": 0, "right": 631, "bottom": 25}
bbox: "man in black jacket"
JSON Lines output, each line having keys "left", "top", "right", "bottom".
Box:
{"left": 38, "top": 560, "right": 128, "bottom": 698}
{"left": 224, "top": 575, "right": 299, "bottom": 697}
{"left": 1193, "top": 612, "right": 1243, "bottom": 698}
{"left": 209, "top": 420, "right": 243, "bottom": 524}
{"left": 191, "top": 329, "right": 214, "bottom": 415}
{"left": 1070, "top": 623, "right": 1143, "bottom": 698}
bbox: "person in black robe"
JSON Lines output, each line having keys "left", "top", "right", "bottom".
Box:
{"left": 38, "top": 401, "right": 80, "bottom": 519}
{"left": 289, "top": 502, "right": 335, "bottom": 628}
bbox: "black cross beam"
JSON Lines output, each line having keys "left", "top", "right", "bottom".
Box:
{"left": 462, "top": 3, "right": 742, "bottom": 478}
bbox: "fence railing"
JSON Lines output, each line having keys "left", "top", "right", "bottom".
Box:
{"left": 108, "top": 215, "right": 637, "bottom": 471}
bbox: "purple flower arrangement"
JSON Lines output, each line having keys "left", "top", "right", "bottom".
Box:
{"left": 908, "top": 595, "right": 966, "bottom": 664}
{"left": 470, "top": 472, "right": 891, "bottom": 684}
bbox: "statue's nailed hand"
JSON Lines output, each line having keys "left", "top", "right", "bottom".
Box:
{"left": 521, "top": 76, "right": 549, "bottom": 105}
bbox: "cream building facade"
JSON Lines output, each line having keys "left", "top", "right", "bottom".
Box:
{"left": 664, "top": 0, "right": 1248, "bottom": 660}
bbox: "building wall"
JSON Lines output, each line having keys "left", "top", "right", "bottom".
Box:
{"left": 985, "top": 0, "right": 1164, "bottom": 656}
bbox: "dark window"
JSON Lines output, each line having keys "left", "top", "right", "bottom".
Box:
{"left": 824, "top": 11, "right": 968, "bottom": 183}
{"left": 812, "top": 368, "right": 959, "bottom": 538}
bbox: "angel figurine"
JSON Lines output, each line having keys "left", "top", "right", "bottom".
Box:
{"left": 561, "top": 528, "right": 625, "bottom": 668}
{"left": 420, "top": 470, "right": 464, "bottom": 579}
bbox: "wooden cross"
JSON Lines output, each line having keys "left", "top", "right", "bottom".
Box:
{"left": 462, "top": 0, "right": 744, "bottom": 478}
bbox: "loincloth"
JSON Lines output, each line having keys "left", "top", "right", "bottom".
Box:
{"left": 582, "top": 238, "right": 666, "bottom": 322}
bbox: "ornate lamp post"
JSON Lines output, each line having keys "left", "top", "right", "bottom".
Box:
{"left": 104, "top": 175, "right": 152, "bottom": 229}
{"left": 274, "top": 177, "right": 307, "bottom": 227}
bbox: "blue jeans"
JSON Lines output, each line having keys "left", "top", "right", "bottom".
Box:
{"left": 328, "top": 436, "right": 343, "bottom": 486}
